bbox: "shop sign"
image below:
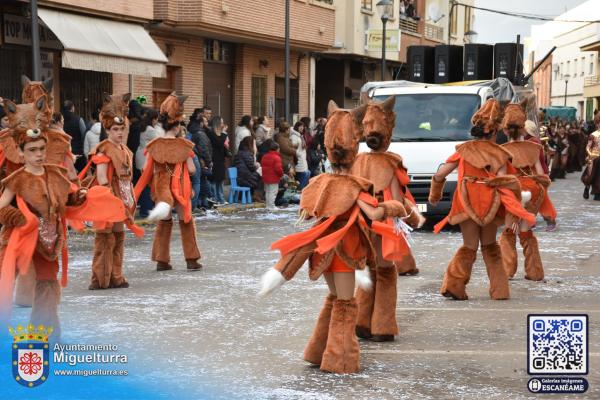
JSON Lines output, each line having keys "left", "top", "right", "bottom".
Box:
{"left": 2, "top": 14, "right": 61, "bottom": 49}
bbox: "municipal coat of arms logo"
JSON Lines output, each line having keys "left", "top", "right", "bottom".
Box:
{"left": 9, "top": 324, "right": 52, "bottom": 388}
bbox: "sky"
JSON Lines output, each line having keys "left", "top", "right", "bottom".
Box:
{"left": 473, "top": 0, "right": 589, "bottom": 44}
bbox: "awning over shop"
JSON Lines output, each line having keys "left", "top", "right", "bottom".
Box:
{"left": 37, "top": 8, "right": 167, "bottom": 77}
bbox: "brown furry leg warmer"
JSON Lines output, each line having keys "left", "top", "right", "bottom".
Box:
{"left": 499, "top": 229, "right": 518, "bottom": 279}
{"left": 396, "top": 252, "right": 419, "bottom": 276}
{"left": 14, "top": 267, "right": 36, "bottom": 307}
{"left": 481, "top": 242, "right": 510, "bottom": 300}
{"left": 304, "top": 293, "right": 336, "bottom": 365}
{"left": 179, "top": 220, "right": 202, "bottom": 269}
{"left": 355, "top": 266, "right": 376, "bottom": 339}
{"left": 90, "top": 232, "right": 115, "bottom": 289}
{"left": 30, "top": 280, "right": 61, "bottom": 341}
{"left": 371, "top": 266, "right": 399, "bottom": 339}
{"left": 110, "top": 232, "right": 129, "bottom": 288}
{"left": 320, "top": 298, "right": 360, "bottom": 374}
{"left": 440, "top": 246, "right": 477, "bottom": 300}
{"left": 152, "top": 219, "right": 173, "bottom": 270}
{"left": 519, "top": 231, "right": 545, "bottom": 281}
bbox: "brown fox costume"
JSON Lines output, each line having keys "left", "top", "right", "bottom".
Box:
{"left": 0, "top": 95, "right": 126, "bottom": 339}
{"left": 259, "top": 100, "right": 407, "bottom": 373}
{"left": 431, "top": 99, "right": 536, "bottom": 300}
{"left": 350, "top": 97, "right": 424, "bottom": 342}
{"left": 134, "top": 93, "right": 202, "bottom": 271}
{"left": 499, "top": 103, "right": 556, "bottom": 281}
{"left": 80, "top": 107, "right": 143, "bottom": 290}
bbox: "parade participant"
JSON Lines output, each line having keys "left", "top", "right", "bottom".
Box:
{"left": 582, "top": 112, "right": 600, "bottom": 201}
{"left": 80, "top": 105, "right": 143, "bottom": 290}
{"left": 499, "top": 104, "right": 556, "bottom": 281}
{"left": 259, "top": 100, "right": 408, "bottom": 373}
{"left": 134, "top": 93, "right": 202, "bottom": 271}
{"left": 0, "top": 95, "right": 126, "bottom": 339}
{"left": 350, "top": 97, "right": 424, "bottom": 342}
{"left": 430, "top": 99, "right": 536, "bottom": 301}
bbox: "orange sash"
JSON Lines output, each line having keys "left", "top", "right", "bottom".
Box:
{"left": 370, "top": 187, "right": 410, "bottom": 261}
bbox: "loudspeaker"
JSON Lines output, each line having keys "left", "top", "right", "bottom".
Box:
{"left": 494, "top": 42, "right": 524, "bottom": 83}
{"left": 434, "top": 45, "right": 463, "bottom": 83}
{"left": 407, "top": 46, "right": 435, "bottom": 83}
{"left": 463, "top": 44, "right": 493, "bottom": 80}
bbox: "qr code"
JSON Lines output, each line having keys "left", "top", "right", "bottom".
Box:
{"left": 528, "top": 315, "right": 588, "bottom": 375}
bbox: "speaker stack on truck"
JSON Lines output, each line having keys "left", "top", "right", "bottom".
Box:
{"left": 407, "top": 46, "right": 435, "bottom": 83}
{"left": 494, "top": 42, "right": 524, "bottom": 82}
{"left": 463, "top": 44, "right": 494, "bottom": 80}
{"left": 434, "top": 45, "right": 464, "bottom": 84}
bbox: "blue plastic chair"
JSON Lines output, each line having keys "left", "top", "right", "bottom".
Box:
{"left": 228, "top": 167, "right": 253, "bottom": 204}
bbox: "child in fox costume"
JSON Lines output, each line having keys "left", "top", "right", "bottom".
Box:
{"left": 430, "top": 99, "right": 536, "bottom": 300}
{"left": 350, "top": 96, "right": 424, "bottom": 342}
{"left": 7, "top": 76, "right": 79, "bottom": 307}
{"left": 258, "top": 100, "right": 407, "bottom": 373}
{"left": 80, "top": 110, "right": 144, "bottom": 290}
{"left": 0, "top": 96, "right": 126, "bottom": 340}
{"left": 134, "top": 93, "right": 202, "bottom": 271}
{"left": 499, "top": 103, "right": 556, "bottom": 281}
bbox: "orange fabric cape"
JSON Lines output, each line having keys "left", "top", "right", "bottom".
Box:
{"left": 370, "top": 187, "right": 410, "bottom": 261}
{"left": 434, "top": 153, "right": 536, "bottom": 233}
{"left": 133, "top": 154, "right": 193, "bottom": 223}
{"left": 0, "top": 185, "right": 127, "bottom": 318}
{"left": 79, "top": 154, "right": 144, "bottom": 237}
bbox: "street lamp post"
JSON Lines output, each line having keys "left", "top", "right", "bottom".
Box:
{"left": 563, "top": 73, "right": 570, "bottom": 107}
{"left": 464, "top": 29, "right": 478, "bottom": 44}
{"left": 284, "top": 0, "right": 290, "bottom": 123}
{"left": 31, "top": 0, "right": 41, "bottom": 80}
{"left": 376, "top": 0, "right": 393, "bottom": 81}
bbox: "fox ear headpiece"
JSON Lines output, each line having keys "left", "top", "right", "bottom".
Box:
{"left": 324, "top": 100, "right": 367, "bottom": 170}
{"left": 4, "top": 95, "right": 49, "bottom": 146}
{"left": 160, "top": 92, "right": 188, "bottom": 124}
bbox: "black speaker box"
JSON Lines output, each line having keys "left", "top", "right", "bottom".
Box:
{"left": 407, "top": 45, "right": 435, "bottom": 83}
{"left": 494, "top": 42, "right": 524, "bottom": 83}
{"left": 463, "top": 43, "right": 493, "bottom": 80}
{"left": 434, "top": 45, "right": 463, "bottom": 83}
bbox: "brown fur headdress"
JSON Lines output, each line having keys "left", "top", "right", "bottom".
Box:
{"left": 160, "top": 92, "right": 188, "bottom": 124}
{"left": 501, "top": 103, "right": 527, "bottom": 137}
{"left": 100, "top": 92, "right": 130, "bottom": 130}
{"left": 471, "top": 98, "right": 503, "bottom": 135}
{"left": 3, "top": 95, "right": 49, "bottom": 146}
{"left": 363, "top": 96, "right": 396, "bottom": 151}
{"left": 324, "top": 100, "right": 367, "bottom": 170}
{"left": 21, "top": 75, "right": 53, "bottom": 120}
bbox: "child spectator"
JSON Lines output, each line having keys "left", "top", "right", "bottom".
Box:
{"left": 261, "top": 139, "right": 284, "bottom": 209}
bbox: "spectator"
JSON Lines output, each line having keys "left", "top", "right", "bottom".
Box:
{"left": 188, "top": 108, "right": 214, "bottom": 208}
{"left": 234, "top": 115, "right": 253, "bottom": 153}
{"left": 291, "top": 121, "right": 310, "bottom": 190}
{"left": 202, "top": 106, "right": 213, "bottom": 122}
{"left": 135, "top": 108, "right": 159, "bottom": 218}
{"left": 260, "top": 139, "right": 284, "bottom": 209}
{"left": 208, "top": 115, "right": 230, "bottom": 205}
{"left": 300, "top": 116, "right": 314, "bottom": 149}
{"left": 274, "top": 121, "right": 297, "bottom": 172}
{"left": 234, "top": 136, "right": 261, "bottom": 192}
{"left": 307, "top": 136, "right": 325, "bottom": 177}
{"left": 255, "top": 115, "right": 272, "bottom": 148}
{"left": 62, "top": 100, "right": 87, "bottom": 171}
{"left": 49, "top": 112, "right": 63, "bottom": 130}
{"left": 127, "top": 99, "right": 145, "bottom": 154}
{"left": 83, "top": 115, "right": 102, "bottom": 155}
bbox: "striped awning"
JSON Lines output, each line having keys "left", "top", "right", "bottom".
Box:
{"left": 38, "top": 8, "right": 167, "bottom": 77}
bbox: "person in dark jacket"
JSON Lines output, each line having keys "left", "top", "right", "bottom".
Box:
{"left": 62, "top": 100, "right": 87, "bottom": 171}
{"left": 188, "top": 108, "right": 214, "bottom": 208}
{"left": 207, "top": 115, "right": 230, "bottom": 204}
{"left": 234, "top": 136, "right": 261, "bottom": 191}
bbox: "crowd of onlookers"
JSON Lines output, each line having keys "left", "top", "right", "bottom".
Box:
{"left": 1, "top": 97, "right": 331, "bottom": 214}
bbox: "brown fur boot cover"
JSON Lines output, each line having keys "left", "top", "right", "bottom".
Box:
{"left": 320, "top": 298, "right": 360, "bottom": 374}
{"left": 519, "top": 231, "right": 544, "bottom": 281}
{"left": 90, "top": 232, "right": 115, "bottom": 289}
{"left": 396, "top": 252, "right": 419, "bottom": 275}
{"left": 152, "top": 219, "right": 173, "bottom": 263}
{"left": 304, "top": 293, "right": 336, "bottom": 365}
{"left": 179, "top": 220, "right": 201, "bottom": 261}
{"left": 440, "top": 246, "right": 477, "bottom": 300}
{"left": 499, "top": 229, "right": 518, "bottom": 279}
{"left": 30, "top": 280, "right": 61, "bottom": 341}
{"left": 110, "top": 232, "right": 129, "bottom": 288}
{"left": 372, "top": 266, "right": 399, "bottom": 336}
{"left": 481, "top": 242, "right": 510, "bottom": 300}
{"left": 14, "top": 267, "right": 36, "bottom": 307}
{"left": 355, "top": 266, "right": 376, "bottom": 339}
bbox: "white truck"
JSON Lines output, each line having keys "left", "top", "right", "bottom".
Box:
{"left": 359, "top": 79, "right": 514, "bottom": 218}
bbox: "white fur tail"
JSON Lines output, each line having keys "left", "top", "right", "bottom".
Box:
{"left": 355, "top": 268, "right": 372, "bottom": 291}
{"left": 258, "top": 268, "right": 286, "bottom": 297}
{"left": 521, "top": 191, "right": 532, "bottom": 206}
{"left": 411, "top": 206, "right": 427, "bottom": 229}
{"left": 147, "top": 201, "right": 172, "bottom": 221}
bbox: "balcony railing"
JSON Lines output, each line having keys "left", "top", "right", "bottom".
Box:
{"left": 314, "top": 0, "right": 334, "bottom": 4}
{"left": 584, "top": 75, "right": 600, "bottom": 87}
{"left": 424, "top": 23, "right": 444, "bottom": 41}
{"left": 399, "top": 16, "right": 418, "bottom": 34}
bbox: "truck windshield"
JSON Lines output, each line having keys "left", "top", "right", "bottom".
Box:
{"left": 373, "top": 93, "right": 480, "bottom": 141}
